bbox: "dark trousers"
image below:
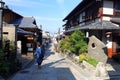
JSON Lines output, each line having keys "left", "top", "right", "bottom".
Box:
{"left": 37, "top": 57, "right": 43, "bottom": 65}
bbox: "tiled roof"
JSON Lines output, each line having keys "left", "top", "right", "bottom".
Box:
{"left": 111, "top": 18, "right": 120, "bottom": 24}
{"left": 80, "top": 21, "right": 120, "bottom": 30}
{"left": 17, "top": 28, "right": 34, "bottom": 35}
{"left": 64, "top": 21, "right": 120, "bottom": 34}
{"left": 11, "top": 17, "right": 37, "bottom": 28}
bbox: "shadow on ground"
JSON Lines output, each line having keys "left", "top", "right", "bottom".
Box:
{"left": 107, "top": 59, "right": 120, "bottom": 80}
{"left": 32, "top": 43, "right": 77, "bottom": 80}
{"left": 33, "top": 58, "right": 77, "bottom": 80}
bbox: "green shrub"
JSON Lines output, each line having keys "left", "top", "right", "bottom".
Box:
{"left": 59, "top": 36, "right": 70, "bottom": 52}
{"left": 69, "top": 29, "right": 87, "bottom": 55}
{"left": 0, "top": 49, "right": 4, "bottom": 58}
{"left": 79, "top": 53, "right": 87, "bottom": 63}
{"left": 0, "top": 49, "right": 21, "bottom": 79}
{"left": 9, "top": 41, "right": 15, "bottom": 52}
{"left": 0, "top": 61, "right": 10, "bottom": 78}
{"left": 59, "top": 29, "right": 88, "bottom": 55}
{"left": 79, "top": 52, "right": 98, "bottom": 67}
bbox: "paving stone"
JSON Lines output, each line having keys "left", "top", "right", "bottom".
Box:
{"left": 10, "top": 43, "right": 96, "bottom": 80}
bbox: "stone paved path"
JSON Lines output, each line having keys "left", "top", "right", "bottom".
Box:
{"left": 9, "top": 43, "right": 96, "bottom": 80}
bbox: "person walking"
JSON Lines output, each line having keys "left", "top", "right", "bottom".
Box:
{"left": 34, "top": 43, "right": 43, "bottom": 68}
{"left": 53, "top": 37, "right": 58, "bottom": 52}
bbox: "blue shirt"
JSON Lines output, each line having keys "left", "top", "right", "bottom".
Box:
{"left": 35, "top": 47, "right": 41, "bottom": 59}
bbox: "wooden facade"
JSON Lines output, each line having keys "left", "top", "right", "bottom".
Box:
{"left": 63, "top": 0, "right": 120, "bottom": 59}
{"left": 3, "top": 7, "right": 42, "bottom": 54}
{"left": 63, "top": 0, "right": 120, "bottom": 30}
{"left": 3, "top": 8, "right": 22, "bottom": 23}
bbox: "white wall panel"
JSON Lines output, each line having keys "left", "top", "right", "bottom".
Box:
{"left": 102, "top": 16, "right": 111, "bottom": 21}
{"left": 103, "top": 1, "right": 113, "bottom": 15}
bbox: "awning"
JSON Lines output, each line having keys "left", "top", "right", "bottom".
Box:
{"left": 17, "top": 28, "right": 34, "bottom": 35}
{"left": 80, "top": 21, "right": 120, "bottom": 30}
{"left": 111, "top": 18, "right": 120, "bottom": 24}
{"left": 64, "top": 21, "right": 120, "bottom": 34}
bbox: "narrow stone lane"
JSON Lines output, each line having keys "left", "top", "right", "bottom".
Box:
{"left": 9, "top": 43, "right": 96, "bottom": 80}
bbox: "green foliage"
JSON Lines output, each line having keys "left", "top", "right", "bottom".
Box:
{"left": 59, "top": 29, "right": 88, "bottom": 55}
{"left": 0, "top": 60, "right": 10, "bottom": 78}
{"left": 69, "top": 29, "right": 87, "bottom": 55}
{"left": 59, "top": 36, "right": 70, "bottom": 52}
{"left": 0, "top": 49, "right": 10, "bottom": 78}
{"left": 79, "top": 53, "right": 87, "bottom": 63}
{"left": 83, "top": 57, "right": 98, "bottom": 67}
{"left": 3, "top": 37, "right": 15, "bottom": 52}
{"left": 0, "top": 35, "right": 20, "bottom": 79}
{"left": 79, "top": 53, "right": 98, "bottom": 67}
{"left": 0, "top": 49, "right": 4, "bottom": 58}
{"left": 0, "top": 49, "right": 21, "bottom": 79}
{"left": 9, "top": 41, "right": 15, "bottom": 52}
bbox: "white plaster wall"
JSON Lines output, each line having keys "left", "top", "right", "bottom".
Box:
{"left": 79, "top": 14, "right": 82, "bottom": 22}
{"left": 17, "top": 41, "right": 21, "bottom": 54}
{"left": 17, "top": 41, "right": 22, "bottom": 61}
{"left": 79, "top": 12, "right": 85, "bottom": 22}
{"left": 3, "top": 26, "right": 16, "bottom": 41}
{"left": 102, "top": 16, "right": 111, "bottom": 21}
{"left": 103, "top": 1, "right": 113, "bottom": 15}
{"left": 79, "top": 12, "right": 85, "bottom": 26}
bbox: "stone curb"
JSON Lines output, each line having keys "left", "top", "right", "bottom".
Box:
{"left": 58, "top": 52, "right": 97, "bottom": 79}
{"left": 59, "top": 52, "right": 111, "bottom": 80}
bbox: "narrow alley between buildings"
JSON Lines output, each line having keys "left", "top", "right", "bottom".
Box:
{"left": 9, "top": 43, "right": 96, "bottom": 80}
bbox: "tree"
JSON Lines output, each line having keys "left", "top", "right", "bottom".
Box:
{"left": 69, "top": 29, "right": 87, "bottom": 55}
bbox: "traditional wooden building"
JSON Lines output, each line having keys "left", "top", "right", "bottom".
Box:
{"left": 3, "top": 7, "right": 42, "bottom": 54}
{"left": 11, "top": 16, "right": 42, "bottom": 53}
{"left": 63, "top": 0, "right": 120, "bottom": 59}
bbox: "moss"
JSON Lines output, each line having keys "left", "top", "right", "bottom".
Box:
{"left": 79, "top": 52, "right": 98, "bottom": 67}
{"left": 83, "top": 57, "right": 98, "bottom": 67}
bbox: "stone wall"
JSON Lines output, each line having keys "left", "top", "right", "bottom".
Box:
{"left": 3, "top": 26, "right": 16, "bottom": 42}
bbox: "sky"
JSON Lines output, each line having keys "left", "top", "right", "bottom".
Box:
{"left": 3, "top": 0, "right": 81, "bottom": 34}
